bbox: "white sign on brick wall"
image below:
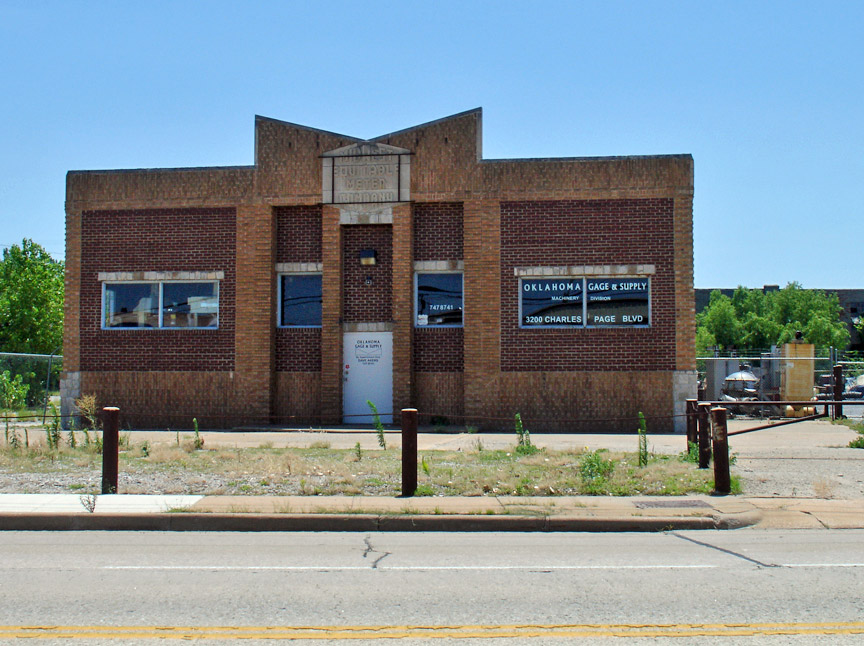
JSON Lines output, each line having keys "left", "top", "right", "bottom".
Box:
{"left": 322, "top": 142, "right": 410, "bottom": 204}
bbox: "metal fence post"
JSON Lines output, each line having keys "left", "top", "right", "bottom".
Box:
{"left": 711, "top": 407, "right": 731, "bottom": 495}
{"left": 686, "top": 399, "right": 698, "bottom": 448}
{"left": 401, "top": 408, "right": 418, "bottom": 497}
{"left": 101, "top": 407, "right": 120, "bottom": 494}
{"left": 833, "top": 364, "right": 844, "bottom": 420}
{"left": 697, "top": 403, "right": 711, "bottom": 469}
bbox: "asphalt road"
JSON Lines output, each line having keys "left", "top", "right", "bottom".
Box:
{"left": 1, "top": 530, "right": 863, "bottom": 644}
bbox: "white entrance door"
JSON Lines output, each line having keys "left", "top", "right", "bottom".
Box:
{"left": 343, "top": 332, "right": 393, "bottom": 425}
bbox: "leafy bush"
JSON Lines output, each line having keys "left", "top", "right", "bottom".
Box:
{"left": 0, "top": 370, "right": 29, "bottom": 410}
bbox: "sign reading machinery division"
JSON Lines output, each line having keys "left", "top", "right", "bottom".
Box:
{"left": 520, "top": 277, "right": 650, "bottom": 327}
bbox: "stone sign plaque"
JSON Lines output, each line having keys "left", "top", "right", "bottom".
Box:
{"left": 322, "top": 142, "right": 410, "bottom": 204}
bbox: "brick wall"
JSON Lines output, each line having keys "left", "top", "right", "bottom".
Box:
{"left": 413, "top": 202, "right": 463, "bottom": 260}
{"left": 79, "top": 208, "right": 236, "bottom": 372}
{"left": 342, "top": 225, "right": 392, "bottom": 323}
{"left": 500, "top": 199, "right": 675, "bottom": 372}
{"left": 276, "top": 205, "right": 322, "bottom": 263}
{"left": 275, "top": 329, "right": 321, "bottom": 371}
{"left": 275, "top": 205, "right": 323, "bottom": 373}
{"left": 414, "top": 328, "right": 463, "bottom": 372}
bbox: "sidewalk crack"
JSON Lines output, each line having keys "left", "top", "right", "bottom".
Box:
{"left": 802, "top": 511, "right": 829, "bottom": 529}
{"left": 671, "top": 532, "right": 779, "bottom": 568}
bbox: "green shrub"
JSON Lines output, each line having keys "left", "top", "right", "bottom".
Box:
{"left": 0, "top": 370, "right": 29, "bottom": 410}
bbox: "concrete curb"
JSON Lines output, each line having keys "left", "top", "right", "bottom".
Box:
{"left": 0, "top": 511, "right": 762, "bottom": 532}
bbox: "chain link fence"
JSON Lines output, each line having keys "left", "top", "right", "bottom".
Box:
{"left": 0, "top": 352, "right": 63, "bottom": 418}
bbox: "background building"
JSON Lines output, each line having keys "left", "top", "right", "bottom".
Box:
{"left": 63, "top": 109, "right": 695, "bottom": 432}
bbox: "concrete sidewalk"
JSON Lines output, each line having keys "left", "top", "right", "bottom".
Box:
{"left": 0, "top": 493, "right": 861, "bottom": 532}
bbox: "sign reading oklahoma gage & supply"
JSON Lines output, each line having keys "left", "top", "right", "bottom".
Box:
{"left": 520, "top": 277, "right": 650, "bottom": 327}
{"left": 322, "top": 142, "right": 411, "bottom": 204}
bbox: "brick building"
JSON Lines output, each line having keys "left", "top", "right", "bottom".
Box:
{"left": 63, "top": 109, "right": 696, "bottom": 432}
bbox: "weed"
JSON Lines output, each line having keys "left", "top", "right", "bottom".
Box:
{"left": 850, "top": 435, "right": 864, "bottom": 449}
{"left": 580, "top": 450, "right": 615, "bottom": 481}
{"left": 367, "top": 400, "right": 386, "bottom": 449}
{"left": 421, "top": 455, "right": 431, "bottom": 476}
{"left": 637, "top": 412, "right": 648, "bottom": 467}
{"left": 465, "top": 425, "right": 478, "bottom": 434}
{"left": 46, "top": 403, "right": 62, "bottom": 450}
{"left": 75, "top": 394, "right": 101, "bottom": 432}
{"left": 679, "top": 441, "right": 699, "bottom": 463}
{"left": 473, "top": 438, "right": 484, "bottom": 452}
{"left": 514, "top": 413, "right": 538, "bottom": 455}
{"left": 309, "top": 440, "right": 331, "bottom": 449}
{"left": 8, "top": 428, "right": 20, "bottom": 449}
{"left": 192, "top": 418, "right": 204, "bottom": 450}
{"left": 354, "top": 441, "right": 362, "bottom": 461}
{"left": 79, "top": 494, "right": 97, "bottom": 513}
{"left": 141, "top": 441, "right": 150, "bottom": 457}
{"left": 68, "top": 483, "right": 86, "bottom": 491}
{"left": 415, "top": 483, "right": 435, "bottom": 496}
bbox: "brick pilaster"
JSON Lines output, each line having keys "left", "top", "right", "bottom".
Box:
{"left": 463, "top": 199, "right": 501, "bottom": 428}
{"left": 234, "top": 204, "right": 275, "bottom": 422}
{"left": 673, "top": 188, "right": 695, "bottom": 370}
{"left": 63, "top": 212, "right": 82, "bottom": 373}
{"left": 320, "top": 205, "right": 343, "bottom": 424}
{"left": 392, "top": 203, "right": 413, "bottom": 413}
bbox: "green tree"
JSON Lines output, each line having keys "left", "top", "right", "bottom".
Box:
{"left": 698, "top": 291, "right": 740, "bottom": 348}
{"left": 0, "top": 239, "right": 64, "bottom": 354}
{"left": 696, "top": 283, "right": 849, "bottom": 349}
{"left": 697, "top": 283, "right": 849, "bottom": 350}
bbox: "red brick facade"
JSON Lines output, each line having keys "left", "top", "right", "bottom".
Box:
{"left": 413, "top": 202, "right": 463, "bottom": 261}
{"left": 500, "top": 199, "right": 674, "bottom": 371}
{"left": 79, "top": 208, "right": 236, "bottom": 372}
{"left": 341, "top": 225, "right": 392, "bottom": 324}
{"left": 64, "top": 109, "right": 695, "bottom": 432}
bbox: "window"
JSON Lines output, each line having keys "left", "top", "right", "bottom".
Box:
{"left": 415, "top": 272, "right": 463, "bottom": 327}
{"left": 585, "top": 278, "right": 650, "bottom": 327}
{"left": 103, "top": 282, "right": 219, "bottom": 329}
{"left": 519, "top": 277, "right": 650, "bottom": 328}
{"left": 279, "top": 274, "right": 322, "bottom": 327}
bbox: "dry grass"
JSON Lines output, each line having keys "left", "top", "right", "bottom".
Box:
{"left": 0, "top": 437, "right": 727, "bottom": 496}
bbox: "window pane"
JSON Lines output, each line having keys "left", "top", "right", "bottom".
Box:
{"left": 104, "top": 283, "right": 159, "bottom": 328}
{"left": 162, "top": 282, "right": 219, "bottom": 328}
{"left": 281, "top": 275, "right": 322, "bottom": 326}
{"left": 585, "top": 278, "right": 650, "bottom": 326}
{"left": 416, "top": 273, "right": 463, "bottom": 326}
{"left": 520, "top": 278, "right": 583, "bottom": 326}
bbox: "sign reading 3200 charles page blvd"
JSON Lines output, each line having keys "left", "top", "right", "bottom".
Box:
{"left": 322, "top": 142, "right": 411, "bottom": 204}
{"left": 520, "top": 277, "right": 650, "bottom": 327}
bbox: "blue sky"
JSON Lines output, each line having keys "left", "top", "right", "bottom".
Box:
{"left": 1, "top": 0, "right": 861, "bottom": 288}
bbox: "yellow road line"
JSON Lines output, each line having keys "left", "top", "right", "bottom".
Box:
{"left": 1, "top": 622, "right": 864, "bottom": 639}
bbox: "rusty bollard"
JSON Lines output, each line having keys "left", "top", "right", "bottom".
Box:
{"left": 711, "top": 407, "right": 731, "bottom": 495}
{"left": 833, "top": 364, "right": 844, "bottom": 420}
{"left": 101, "top": 406, "right": 120, "bottom": 494}
{"left": 697, "top": 402, "right": 711, "bottom": 469}
{"left": 401, "top": 408, "right": 418, "bottom": 497}
{"left": 686, "top": 399, "right": 698, "bottom": 448}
